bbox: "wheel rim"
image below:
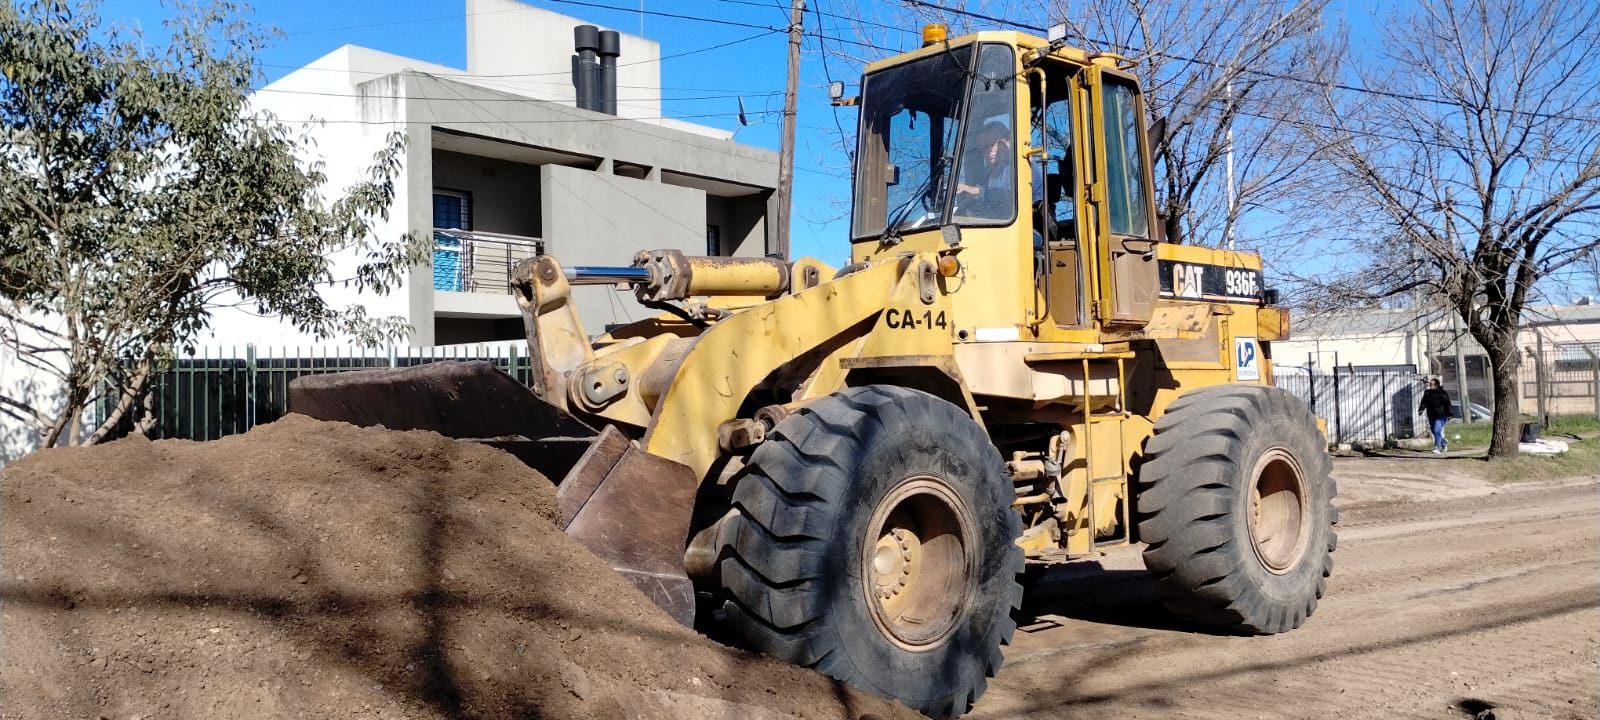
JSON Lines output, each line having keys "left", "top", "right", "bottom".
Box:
{"left": 862, "top": 476, "right": 977, "bottom": 651}
{"left": 1248, "top": 448, "right": 1311, "bottom": 574}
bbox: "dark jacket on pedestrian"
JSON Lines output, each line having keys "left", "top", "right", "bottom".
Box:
{"left": 1419, "top": 387, "right": 1452, "bottom": 421}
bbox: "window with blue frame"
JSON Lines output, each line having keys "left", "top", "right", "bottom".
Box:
{"left": 433, "top": 190, "right": 472, "bottom": 292}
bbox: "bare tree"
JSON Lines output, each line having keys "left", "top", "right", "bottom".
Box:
{"left": 818, "top": 0, "right": 1343, "bottom": 250}
{"left": 1309, "top": 0, "right": 1600, "bottom": 458}
{"left": 1041, "top": 0, "right": 1342, "bottom": 250}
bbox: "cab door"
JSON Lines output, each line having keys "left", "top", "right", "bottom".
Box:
{"left": 1083, "top": 66, "right": 1159, "bottom": 328}
{"left": 1027, "top": 60, "right": 1085, "bottom": 328}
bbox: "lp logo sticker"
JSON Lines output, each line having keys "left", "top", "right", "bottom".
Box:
{"left": 1235, "top": 337, "right": 1260, "bottom": 381}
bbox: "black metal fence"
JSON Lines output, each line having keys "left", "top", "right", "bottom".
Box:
{"left": 93, "top": 341, "right": 1600, "bottom": 448}
{"left": 95, "top": 344, "right": 533, "bottom": 442}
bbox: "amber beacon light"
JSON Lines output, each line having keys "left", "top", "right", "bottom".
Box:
{"left": 922, "top": 23, "right": 948, "bottom": 46}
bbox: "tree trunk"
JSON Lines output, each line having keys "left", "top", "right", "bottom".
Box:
{"left": 40, "top": 384, "right": 87, "bottom": 449}
{"left": 86, "top": 360, "right": 154, "bottom": 445}
{"left": 1484, "top": 344, "right": 1522, "bottom": 459}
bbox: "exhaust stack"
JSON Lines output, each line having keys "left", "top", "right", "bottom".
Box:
{"left": 573, "top": 25, "right": 600, "bottom": 112}
{"left": 573, "top": 25, "right": 621, "bottom": 115}
{"left": 598, "top": 29, "right": 620, "bottom": 115}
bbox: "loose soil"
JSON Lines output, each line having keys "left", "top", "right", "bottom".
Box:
{"left": 5, "top": 416, "right": 1595, "bottom": 720}
{"left": 0, "top": 415, "right": 921, "bottom": 720}
{"left": 972, "top": 470, "right": 1600, "bottom": 719}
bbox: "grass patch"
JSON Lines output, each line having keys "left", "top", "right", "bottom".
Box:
{"left": 1543, "top": 414, "right": 1600, "bottom": 436}
{"left": 1395, "top": 413, "right": 1600, "bottom": 483}
{"left": 1446, "top": 422, "right": 1494, "bottom": 448}
{"left": 1444, "top": 413, "right": 1600, "bottom": 449}
{"left": 1487, "top": 435, "right": 1600, "bottom": 483}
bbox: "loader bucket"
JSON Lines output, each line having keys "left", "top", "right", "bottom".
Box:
{"left": 288, "top": 361, "right": 698, "bottom": 625}
{"left": 556, "top": 425, "right": 698, "bottom": 625}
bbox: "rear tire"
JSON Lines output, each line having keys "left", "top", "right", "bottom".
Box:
{"left": 1135, "top": 384, "right": 1337, "bottom": 634}
{"left": 715, "top": 385, "right": 1023, "bottom": 717}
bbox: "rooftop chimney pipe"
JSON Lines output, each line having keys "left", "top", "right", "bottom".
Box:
{"left": 573, "top": 25, "right": 601, "bottom": 112}
{"left": 597, "top": 30, "right": 621, "bottom": 116}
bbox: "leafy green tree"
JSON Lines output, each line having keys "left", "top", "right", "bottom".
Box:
{"left": 0, "top": 0, "right": 428, "bottom": 448}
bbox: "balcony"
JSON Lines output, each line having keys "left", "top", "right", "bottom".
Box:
{"left": 432, "top": 228, "right": 545, "bottom": 295}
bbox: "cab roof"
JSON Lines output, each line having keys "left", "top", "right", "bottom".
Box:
{"left": 861, "top": 29, "right": 1098, "bottom": 74}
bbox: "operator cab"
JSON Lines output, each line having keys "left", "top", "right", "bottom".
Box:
{"left": 847, "top": 27, "right": 1160, "bottom": 333}
{"left": 849, "top": 40, "right": 1019, "bottom": 240}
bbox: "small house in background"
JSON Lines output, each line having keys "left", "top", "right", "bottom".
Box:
{"left": 1273, "top": 302, "right": 1600, "bottom": 442}
{"left": 1271, "top": 307, "right": 1432, "bottom": 373}
{"left": 223, "top": 0, "right": 781, "bottom": 347}
{"left": 1427, "top": 303, "right": 1600, "bottom": 419}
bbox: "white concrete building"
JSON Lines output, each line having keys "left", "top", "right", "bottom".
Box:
{"left": 1272, "top": 307, "right": 1434, "bottom": 372}
{"left": 213, "top": 0, "right": 781, "bottom": 347}
{"left": 1, "top": 0, "right": 781, "bottom": 461}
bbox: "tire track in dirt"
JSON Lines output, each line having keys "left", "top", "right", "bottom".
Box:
{"left": 970, "top": 481, "right": 1600, "bottom": 719}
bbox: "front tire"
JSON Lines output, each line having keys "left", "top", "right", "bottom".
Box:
{"left": 715, "top": 386, "right": 1023, "bottom": 717}
{"left": 1135, "top": 384, "right": 1337, "bottom": 634}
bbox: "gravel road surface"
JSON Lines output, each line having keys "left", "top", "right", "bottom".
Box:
{"left": 970, "top": 467, "right": 1599, "bottom": 720}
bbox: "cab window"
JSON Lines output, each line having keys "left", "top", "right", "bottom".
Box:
{"left": 1101, "top": 79, "right": 1150, "bottom": 238}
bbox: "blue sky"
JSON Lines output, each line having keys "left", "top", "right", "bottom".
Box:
{"left": 92, "top": 0, "right": 918, "bottom": 265}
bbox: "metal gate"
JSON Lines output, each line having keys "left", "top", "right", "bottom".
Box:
{"left": 1275, "top": 366, "right": 1419, "bottom": 446}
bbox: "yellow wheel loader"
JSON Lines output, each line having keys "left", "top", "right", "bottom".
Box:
{"left": 291, "top": 25, "right": 1335, "bottom": 717}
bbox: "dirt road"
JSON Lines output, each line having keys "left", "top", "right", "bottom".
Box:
{"left": 971, "top": 475, "right": 1600, "bottom": 719}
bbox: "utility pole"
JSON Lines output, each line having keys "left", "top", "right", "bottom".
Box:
{"left": 1441, "top": 188, "right": 1473, "bottom": 421}
{"left": 1450, "top": 311, "right": 1472, "bottom": 421}
{"left": 1224, "top": 81, "right": 1236, "bottom": 251}
{"left": 775, "top": 0, "right": 804, "bottom": 259}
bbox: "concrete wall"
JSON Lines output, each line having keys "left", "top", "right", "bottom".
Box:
{"left": 431, "top": 149, "right": 543, "bottom": 236}
{"left": 542, "top": 164, "right": 706, "bottom": 330}
{"left": 1273, "top": 308, "right": 1432, "bottom": 371}
{"left": 707, "top": 194, "right": 771, "bottom": 258}
{"left": 1273, "top": 334, "right": 1419, "bottom": 371}
{"left": 465, "top": 0, "right": 662, "bottom": 121}
{"left": 403, "top": 73, "right": 776, "bottom": 190}
{"left": 0, "top": 312, "right": 79, "bottom": 463}
{"left": 1519, "top": 318, "right": 1600, "bottom": 416}
{"left": 194, "top": 47, "right": 422, "bottom": 349}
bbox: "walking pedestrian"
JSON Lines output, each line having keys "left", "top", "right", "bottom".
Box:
{"left": 1418, "top": 377, "right": 1453, "bottom": 454}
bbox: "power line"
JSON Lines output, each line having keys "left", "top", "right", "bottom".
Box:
{"left": 254, "top": 86, "right": 778, "bottom": 103}
{"left": 810, "top": 0, "right": 855, "bottom": 162}
{"left": 265, "top": 110, "right": 778, "bottom": 126}
{"left": 260, "top": 26, "right": 780, "bottom": 89}
{"left": 538, "top": 0, "right": 778, "bottom": 32}
{"left": 252, "top": 1, "right": 1600, "bottom": 168}
{"left": 901, "top": 0, "right": 1600, "bottom": 126}
{"left": 260, "top": 61, "right": 776, "bottom": 94}
{"left": 249, "top": 34, "right": 1597, "bottom": 165}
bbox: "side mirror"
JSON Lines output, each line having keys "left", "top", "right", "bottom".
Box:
{"left": 1146, "top": 115, "right": 1168, "bottom": 153}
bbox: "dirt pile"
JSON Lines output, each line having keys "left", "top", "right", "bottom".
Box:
{"left": 0, "top": 415, "right": 921, "bottom": 720}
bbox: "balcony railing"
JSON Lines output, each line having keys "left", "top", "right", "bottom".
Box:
{"left": 432, "top": 228, "right": 545, "bottom": 294}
